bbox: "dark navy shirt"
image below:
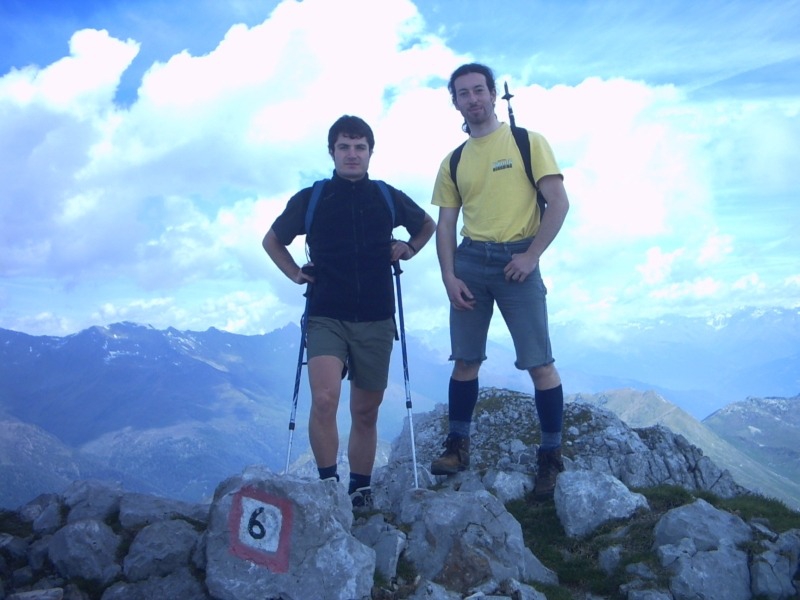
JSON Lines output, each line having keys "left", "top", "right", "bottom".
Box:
{"left": 270, "top": 172, "right": 427, "bottom": 321}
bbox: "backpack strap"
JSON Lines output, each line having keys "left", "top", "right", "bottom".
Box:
{"left": 374, "top": 180, "right": 396, "bottom": 226}
{"left": 304, "top": 179, "right": 328, "bottom": 234}
{"left": 510, "top": 126, "right": 535, "bottom": 188}
{"left": 304, "top": 178, "right": 395, "bottom": 235}
{"left": 510, "top": 125, "right": 547, "bottom": 218}
{"left": 448, "top": 141, "right": 468, "bottom": 198}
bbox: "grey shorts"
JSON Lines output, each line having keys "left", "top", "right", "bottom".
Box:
{"left": 450, "top": 237, "right": 554, "bottom": 370}
{"left": 306, "top": 317, "right": 396, "bottom": 391}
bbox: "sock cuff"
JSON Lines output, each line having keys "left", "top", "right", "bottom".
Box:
{"left": 318, "top": 465, "right": 338, "bottom": 481}
{"left": 540, "top": 431, "right": 562, "bottom": 450}
{"left": 348, "top": 472, "right": 371, "bottom": 494}
{"left": 449, "top": 420, "right": 471, "bottom": 438}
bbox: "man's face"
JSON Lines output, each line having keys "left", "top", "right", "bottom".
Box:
{"left": 453, "top": 71, "right": 496, "bottom": 127}
{"left": 331, "top": 134, "right": 371, "bottom": 181}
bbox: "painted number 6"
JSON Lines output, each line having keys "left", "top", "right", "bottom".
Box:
{"left": 248, "top": 507, "right": 266, "bottom": 540}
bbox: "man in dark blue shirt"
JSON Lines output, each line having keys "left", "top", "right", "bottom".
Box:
{"left": 263, "top": 115, "right": 435, "bottom": 508}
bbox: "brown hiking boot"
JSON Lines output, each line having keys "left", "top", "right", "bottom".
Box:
{"left": 349, "top": 487, "right": 373, "bottom": 513}
{"left": 430, "top": 434, "right": 470, "bottom": 475}
{"left": 532, "top": 446, "right": 565, "bottom": 501}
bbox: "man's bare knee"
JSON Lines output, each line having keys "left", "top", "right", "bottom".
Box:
{"left": 350, "top": 388, "right": 383, "bottom": 425}
{"left": 452, "top": 360, "right": 481, "bottom": 381}
{"left": 528, "top": 363, "right": 561, "bottom": 390}
{"left": 311, "top": 392, "right": 339, "bottom": 421}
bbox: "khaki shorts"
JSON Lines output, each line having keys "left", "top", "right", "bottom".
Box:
{"left": 306, "top": 317, "right": 396, "bottom": 391}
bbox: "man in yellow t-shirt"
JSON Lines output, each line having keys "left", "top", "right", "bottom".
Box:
{"left": 430, "top": 63, "right": 571, "bottom": 501}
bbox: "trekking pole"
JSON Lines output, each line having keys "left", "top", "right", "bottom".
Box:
{"left": 284, "top": 269, "right": 313, "bottom": 475}
{"left": 392, "top": 261, "right": 419, "bottom": 488}
{"left": 502, "top": 81, "right": 516, "bottom": 127}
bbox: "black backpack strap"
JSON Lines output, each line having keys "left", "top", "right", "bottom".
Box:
{"left": 511, "top": 126, "right": 535, "bottom": 188}
{"left": 448, "top": 141, "right": 467, "bottom": 199}
{"left": 304, "top": 179, "right": 329, "bottom": 234}
{"left": 510, "top": 125, "right": 547, "bottom": 218}
{"left": 374, "top": 180, "right": 396, "bottom": 227}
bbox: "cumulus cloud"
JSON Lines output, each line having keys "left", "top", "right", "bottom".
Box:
{"left": 0, "top": 29, "right": 138, "bottom": 112}
{"left": 637, "top": 247, "right": 683, "bottom": 285}
{"left": 1, "top": 0, "right": 797, "bottom": 336}
{"left": 697, "top": 232, "right": 734, "bottom": 265}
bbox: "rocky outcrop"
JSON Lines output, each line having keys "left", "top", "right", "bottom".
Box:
{"left": 1, "top": 389, "right": 798, "bottom": 599}
{"left": 205, "top": 468, "right": 375, "bottom": 600}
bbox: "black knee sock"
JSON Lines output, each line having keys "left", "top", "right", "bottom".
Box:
{"left": 448, "top": 377, "right": 479, "bottom": 438}
{"left": 535, "top": 384, "right": 564, "bottom": 449}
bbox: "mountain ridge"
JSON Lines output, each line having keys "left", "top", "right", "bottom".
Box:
{"left": 703, "top": 395, "right": 800, "bottom": 492}
{"left": 1, "top": 308, "right": 798, "bottom": 509}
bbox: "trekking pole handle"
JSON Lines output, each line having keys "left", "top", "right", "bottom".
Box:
{"left": 300, "top": 265, "right": 315, "bottom": 299}
{"left": 502, "top": 81, "right": 516, "bottom": 128}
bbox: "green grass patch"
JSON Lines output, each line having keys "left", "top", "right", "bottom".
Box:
{"left": 705, "top": 492, "right": 800, "bottom": 531}
{"left": 506, "top": 499, "right": 628, "bottom": 597}
{"left": 505, "top": 482, "right": 800, "bottom": 599}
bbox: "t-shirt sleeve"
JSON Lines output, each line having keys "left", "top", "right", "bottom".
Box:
{"left": 529, "top": 131, "right": 562, "bottom": 184}
{"left": 431, "top": 151, "right": 462, "bottom": 209}
{"left": 390, "top": 185, "right": 429, "bottom": 237}
{"left": 269, "top": 189, "right": 309, "bottom": 246}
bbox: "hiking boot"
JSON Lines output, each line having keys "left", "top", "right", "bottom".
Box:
{"left": 532, "top": 446, "right": 565, "bottom": 501}
{"left": 430, "top": 434, "right": 470, "bottom": 475}
{"left": 350, "top": 487, "right": 373, "bottom": 512}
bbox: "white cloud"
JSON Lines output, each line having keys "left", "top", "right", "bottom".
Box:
{"left": 510, "top": 77, "right": 715, "bottom": 244}
{"left": 59, "top": 190, "right": 102, "bottom": 223}
{"left": 0, "top": 29, "right": 138, "bottom": 114}
{"left": 93, "top": 297, "right": 174, "bottom": 322}
{"left": 698, "top": 232, "right": 734, "bottom": 265}
{"left": 637, "top": 247, "right": 684, "bottom": 285}
{"left": 696, "top": 96, "right": 800, "bottom": 195}
{"left": 732, "top": 273, "right": 764, "bottom": 291}
{"left": 1, "top": 0, "right": 797, "bottom": 336}
{"left": 650, "top": 277, "right": 722, "bottom": 300}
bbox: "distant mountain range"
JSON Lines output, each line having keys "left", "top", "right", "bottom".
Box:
{"left": 554, "top": 307, "right": 800, "bottom": 418}
{"left": 0, "top": 307, "right": 797, "bottom": 509}
{"left": 704, "top": 395, "right": 800, "bottom": 495}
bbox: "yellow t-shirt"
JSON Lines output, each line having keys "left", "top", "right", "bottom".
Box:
{"left": 431, "top": 122, "right": 561, "bottom": 242}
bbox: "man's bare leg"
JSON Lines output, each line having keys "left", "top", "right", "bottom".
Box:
{"left": 348, "top": 385, "right": 384, "bottom": 476}
{"left": 307, "top": 355, "right": 344, "bottom": 470}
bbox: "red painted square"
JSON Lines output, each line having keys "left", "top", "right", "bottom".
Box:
{"left": 228, "top": 486, "right": 294, "bottom": 573}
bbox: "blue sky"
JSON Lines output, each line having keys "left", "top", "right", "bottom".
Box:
{"left": 1, "top": 0, "right": 798, "bottom": 342}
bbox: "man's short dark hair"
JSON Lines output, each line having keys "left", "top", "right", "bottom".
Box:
{"left": 448, "top": 63, "right": 497, "bottom": 104}
{"left": 328, "top": 115, "right": 375, "bottom": 154}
